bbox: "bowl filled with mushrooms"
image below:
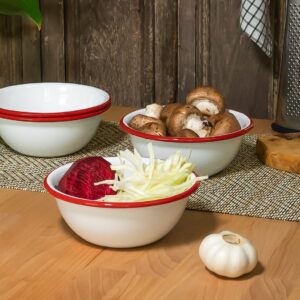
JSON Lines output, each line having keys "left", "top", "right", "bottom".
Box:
{"left": 120, "top": 86, "right": 253, "bottom": 176}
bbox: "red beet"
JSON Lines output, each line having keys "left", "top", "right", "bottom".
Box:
{"left": 58, "top": 157, "right": 117, "bottom": 200}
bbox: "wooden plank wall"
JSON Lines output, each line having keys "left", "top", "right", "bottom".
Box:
{"left": 0, "top": 0, "right": 285, "bottom": 118}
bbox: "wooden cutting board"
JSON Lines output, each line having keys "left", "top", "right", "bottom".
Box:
{"left": 256, "top": 133, "right": 300, "bottom": 174}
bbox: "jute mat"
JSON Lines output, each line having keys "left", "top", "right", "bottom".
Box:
{"left": 0, "top": 122, "right": 299, "bottom": 222}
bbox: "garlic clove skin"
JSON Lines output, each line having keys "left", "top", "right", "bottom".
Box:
{"left": 199, "top": 231, "right": 258, "bottom": 278}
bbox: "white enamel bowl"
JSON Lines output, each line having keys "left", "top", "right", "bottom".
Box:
{"left": 0, "top": 82, "right": 111, "bottom": 118}
{"left": 120, "top": 109, "right": 253, "bottom": 176}
{"left": 44, "top": 157, "right": 200, "bottom": 248}
{"left": 0, "top": 83, "right": 111, "bottom": 157}
{"left": 0, "top": 112, "right": 105, "bottom": 157}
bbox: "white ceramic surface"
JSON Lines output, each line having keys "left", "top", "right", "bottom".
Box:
{"left": 0, "top": 83, "right": 109, "bottom": 114}
{"left": 121, "top": 109, "right": 253, "bottom": 176}
{"left": 55, "top": 198, "right": 187, "bottom": 248}
{"left": 45, "top": 158, "right": 198, "bottom": 248}
{"left": 0, "top": 114, "right": 101, "bottom": 157}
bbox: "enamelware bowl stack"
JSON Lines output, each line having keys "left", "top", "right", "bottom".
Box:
{"left": 0, "top": 83, "right": 111, "bottom": 157}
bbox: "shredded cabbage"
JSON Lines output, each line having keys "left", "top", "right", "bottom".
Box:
{"left": 94, "top": 144, "right": 207, "bottom": 202}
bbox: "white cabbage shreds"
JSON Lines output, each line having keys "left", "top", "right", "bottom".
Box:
{"left": 94, "top": 144, "right": 206, "bottom": 202}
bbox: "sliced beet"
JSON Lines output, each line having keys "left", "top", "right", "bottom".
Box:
{"left": 58, "top": 157, "right": 117, "bottom": 200}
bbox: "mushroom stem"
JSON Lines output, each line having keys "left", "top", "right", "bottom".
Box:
{"left": 144, "top": 104, "right": 163, "bottom": 119}
{"left": 183, "top": 114, "right": 210, "bottom": 137}
{"left": 192, "top": 99, "right": 220, "bottom": 116}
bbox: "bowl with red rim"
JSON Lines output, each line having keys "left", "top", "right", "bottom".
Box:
{"left": 44, "top": 157, "right": 200, "bottom": 248}
{"left": 120, "top": 108, "right": 253, "bottom": 176}
{"left": 0, "top": 82, "right": 111, "bottom": 118}
{"left": 0, "top": 83, "right": 111, "bottom": 157}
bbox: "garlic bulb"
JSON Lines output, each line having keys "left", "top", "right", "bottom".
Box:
{"left": 199, "top": 231, "right": 258, "bottom": 278}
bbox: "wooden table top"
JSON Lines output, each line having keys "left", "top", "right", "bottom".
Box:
{"left": 1, "top": 107, "right": 299, "bottom": 300}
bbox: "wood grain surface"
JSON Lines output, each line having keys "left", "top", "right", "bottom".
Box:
{"left": 0, "top": 106, "right": 299, "bottom": 300}
{"left": 40, "top": 0, "right": 65, "bottom": 82}
{"left": 140, "top": 0, "right": 154, "bottom": 108}
{"left": 272, "top": 0, "right": 287, "bottom": 118}
{"left": 21, "top": 18, "right": 41, "bottom": 83}
{"left": 64, "top": 0, "right": 80, "bottom": 83}
{"left": 79, "top": 0, "right": 143, "bottom": 106}
{"left": 154, "top": 0, "right": 178, "bottom": 105}
{"left": 0, "top": 1, "right": 287, "bottom": 118}
{"left": 207, "top": 0, "right": 273, "bottom": 118}
{"left": 0, "top": 16, "right": 22, "bottom": 87}
{"left": 178, "top": 0, "right": 196, "bottom": 102}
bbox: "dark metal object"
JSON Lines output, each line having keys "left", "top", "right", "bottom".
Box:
{"left": 274, "top": 0, "right": 300, "bottom": 132}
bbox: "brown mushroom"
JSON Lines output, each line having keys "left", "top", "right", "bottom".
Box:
{"left": 167, "top": 104, "right": 211, "bottom": 137}
{"left": 160, "top": 103, "right": 183, "bottom": 123}
{"left": 167, "top": 104, "right": 200, "bottom": 136}
{"left": 175, "top": 129, "right": 199, "bottom": 138}
{"left": 205, "top": 113, "right": 224, "bottom": 127}
{"left": 129, "top": 114, "right": 160, "bottom": 130}
{"left": 210, "top": 112, "right": 241, "bottom": 136}
{"left": 186, "top": 86, "right": 225, "bottom": 116}
{"left": 139, "top": 121, "right": 166, "bottom": 136}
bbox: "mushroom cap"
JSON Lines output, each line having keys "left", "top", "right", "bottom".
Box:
{"left": 175, "top": 128, "right": 199, "bottom": 138}
{"left": 186, "top": 86, "right": 225, "bottom": 116}
{"left": 139, "top": 122, "right": 166, "bottom": 136}
{"left": 205, "top": 113, "right": 224, "bottom": 127}
{"left": 210, "top": 112, "right": 241, "bottom": 136}
{"left": 129, "top": 114, "right": 160, "bottom": 130}
{"left": 160, "top": 103, "right": 183, "bottom": 123}
{"left": 167, "top": 104, "right": 202, "bottom": 136}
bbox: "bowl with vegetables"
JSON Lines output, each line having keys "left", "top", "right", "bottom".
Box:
{"left": 44, "top": 146, "right": 201, "bottom": 248}
{"left": 120, "top": 86, "right": 253, "bottom": 176}
{"left": 0, "top": 83, "right": 111, "bottom": 157}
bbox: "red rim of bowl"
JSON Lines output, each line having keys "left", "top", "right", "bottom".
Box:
{"left": 0, "top": 97, "right": 111, "bottom": 119}
{"left": 120, "top": 110, "right": 254, "bottom": 143}
{"left": 0, "top": 102, "right": 111, "bottom": 122}
{"left": 44, "top": 173, "right": 200, "bottom": 209}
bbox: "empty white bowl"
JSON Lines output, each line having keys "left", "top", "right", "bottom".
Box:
{"left": 120, "top": 109, "right": 253, "bottom": 176}
{"left": 0, "top": 83, "right": 111, "bottom": 157}
{"left": 44, "top": 157, "right": 200, "bottom": 248}
{"left": 0, "top": 82, "right": 111, "bottom": 118}
{"left": 0, "top": 112, "right": 105, "bottom": 157}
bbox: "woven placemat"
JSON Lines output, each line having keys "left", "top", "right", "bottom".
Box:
{"left": 0, "top": 121, "right": 299, "bottom": 222}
